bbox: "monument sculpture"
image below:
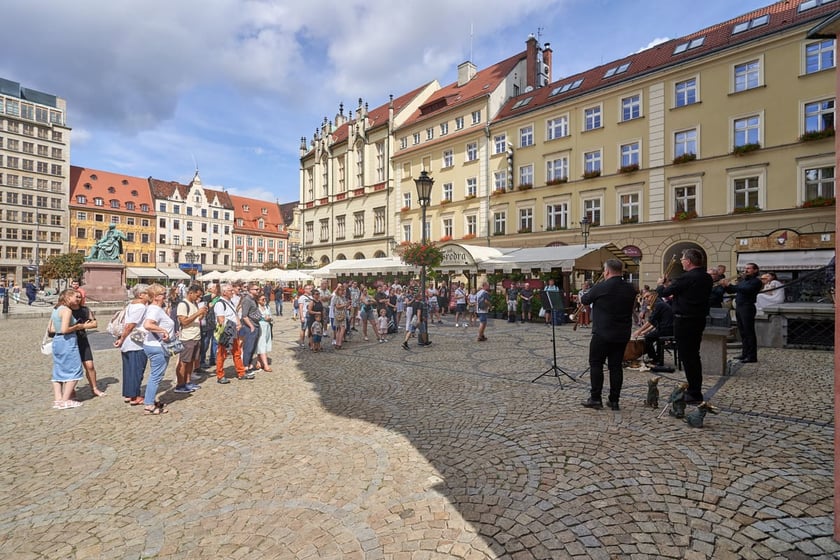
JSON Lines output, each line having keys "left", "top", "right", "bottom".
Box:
{"left": 82, "top": 224, "right": 127, "bottom": 302}
{"left": 86, "top": 224, "right": 126, "bottom": 262}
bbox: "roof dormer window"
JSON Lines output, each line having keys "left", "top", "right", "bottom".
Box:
{"left": 733, "top": 14, "right": 769, "bottom": 34}
{"left": 673, "top": 37, "right": 705, "bottom": 55}
{"left": 603, "top": 62, "right": 630, "bottom": 78}
{"left": 550, "top": 79, "right": 584, "bottom": 97}
{"left": 107, "top": 186, "right": 116, "bottom": 193}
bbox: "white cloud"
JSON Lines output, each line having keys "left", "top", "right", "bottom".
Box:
{"left": 636, "top": 37, "right": 671, "bottom": 53}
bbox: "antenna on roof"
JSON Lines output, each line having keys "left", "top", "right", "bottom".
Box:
{"left": 537, "top": 27, "right": 543, "bottom": 42}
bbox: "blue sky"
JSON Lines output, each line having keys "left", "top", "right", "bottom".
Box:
{"left": 1, "top": 0, "right": 771, "bottom": 203}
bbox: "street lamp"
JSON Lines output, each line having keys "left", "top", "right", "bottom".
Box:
{"left": 414, "top": 170, "right": 434, "bottom": 345}
{"left": 580, "top": 215, "right": 591, "bottom": 248}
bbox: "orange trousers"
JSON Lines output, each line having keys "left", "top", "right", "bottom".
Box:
{"left": 216, "top": 337, "right": 246, "bottom": 379}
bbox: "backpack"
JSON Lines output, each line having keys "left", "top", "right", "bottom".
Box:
{"left": 387, "top": 319, "right": 397, "bottom": 334}
{"left": 202, "top": 295, "right": 219, "bottom": 333}
{"left": 107, "top": 306, "right": 128, "bottom": 338}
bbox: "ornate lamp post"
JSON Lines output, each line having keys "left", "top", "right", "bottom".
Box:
{"left": 184, "top": 250, "right": 198, "bottom": 279}
{"left": 414, "top": 170, "right": 434, "bottom": 344}
{"left": 580, "top": 215, "right": 591, "bottom": 248}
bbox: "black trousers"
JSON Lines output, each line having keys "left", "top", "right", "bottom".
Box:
{"left": 674, "top": 316, "right": 706, "bottom": 400}
{"left": 736, "top": 302, "right": 757, "bottom": 361}
{"left": 588, "top": 332, "right": 626, "bottom": 404}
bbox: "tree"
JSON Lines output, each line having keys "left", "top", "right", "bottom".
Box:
{"left": 40, "top": 253, "right": 85, "bottom": 283}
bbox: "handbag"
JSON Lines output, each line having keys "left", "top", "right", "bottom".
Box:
{"left": 154, "top": 331, "right": 184, "bottom": 356}
{"left": 40, "top": 327, "right": 53, "bottom": 355}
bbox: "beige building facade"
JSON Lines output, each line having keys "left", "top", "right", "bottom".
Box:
{"left": 0, "top": 78, "right": 71, "bottom": 285}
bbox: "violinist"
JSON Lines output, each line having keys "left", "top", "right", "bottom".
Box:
{"left": 632, "top": 291, "right": 673, "bottom": 366}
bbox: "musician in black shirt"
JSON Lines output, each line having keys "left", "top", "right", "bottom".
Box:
{"left": 721, "top": 263, "right": 763, "bottom": 363}
{"left": 656, "top": 248, "right": 713, "bottom": 404}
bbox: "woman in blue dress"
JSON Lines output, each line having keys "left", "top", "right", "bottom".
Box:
{"left": 51, "top": 289, "right": 94, "bottom": 409}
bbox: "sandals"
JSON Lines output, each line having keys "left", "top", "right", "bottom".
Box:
{"left": 128, "top": 397, "right": 144, "bottom": 406}
{"left": 143, "top": 401, "right": 168, "bottom": 415}
{"left": 54, "top": 400, "right": 83, "bottom": 410}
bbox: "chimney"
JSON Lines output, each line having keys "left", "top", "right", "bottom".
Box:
{"left": 457, "top": 61, "right": 477, "bottom": 87}
{"left": 526, "top": 34, "right": 538, "bottom": 89}
{"left": 543, "top": 42, "right": 553, "bottom": 84}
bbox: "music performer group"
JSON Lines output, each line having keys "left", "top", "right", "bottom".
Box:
{"left": 578, "top": 248, "right": 766, "bottom": 412}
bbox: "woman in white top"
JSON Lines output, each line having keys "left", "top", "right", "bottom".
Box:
{"left": 114, "top": 283, "right": 149, "bottom": 405}
{"left": 757, "top": 272, "right": 785, "bottom": 311}
{"left": 142, "top": 283, "right": 175, "bottom": 414}
{"left": 255, "top": 293, "right": 273, "bottom": 371}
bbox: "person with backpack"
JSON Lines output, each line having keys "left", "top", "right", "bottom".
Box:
{"left": 198, "top": 283, "right": 220, "bottom": 371}
{"left": 214, "top": 283, "right": 250, "bottom": 383}
{"left": 175, "top": 284, "right": 207, "bottom": 393}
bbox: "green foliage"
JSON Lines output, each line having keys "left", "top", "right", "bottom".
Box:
{"left": 40, "top": 253, "right": 84, "bottom": 282}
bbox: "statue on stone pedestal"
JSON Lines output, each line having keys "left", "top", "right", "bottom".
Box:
{"left": 87, "top": 224, "right": 126, "bottom": 262}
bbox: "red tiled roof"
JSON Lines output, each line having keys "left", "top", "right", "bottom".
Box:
{"left": 148, "top": 176, "right": 234, "bottom": 209}
{"left": 279, "top": 201, "right": 298, "bottom": 225}
{"left": 229, "top": 194, "right": 286, "bottom": 236}
{"left": 496, "top": 0, "right": 838, "bottom": 120}
{"left": 402, "top": 51, "right": 526, "bottom": 127}
{"left": 69, "top": 165, "right": 155, "bottom": 213}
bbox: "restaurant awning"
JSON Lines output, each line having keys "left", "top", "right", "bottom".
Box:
{"left": 157, "top": 267, "right": 192, "bottom": 280}
{"left": 736, "top": 249, "right": 835, "bottom": 271}
{"left": 438, "top": 242, "right": 638, "bottom": 274}
{"left": 126, "top": 267, "right": 165, "bottom": 279}
{"left": 310, "top": 257, "right": 418, "bottom": 279}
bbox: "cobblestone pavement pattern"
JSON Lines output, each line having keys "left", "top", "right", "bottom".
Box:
{"left": 0, "top": 305, "right": 835, "bottom": 559}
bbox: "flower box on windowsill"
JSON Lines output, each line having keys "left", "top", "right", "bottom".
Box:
{"left": 620, "top": 217, "right": 639, "bottom": 224}
{"left": 400, "top": 206, "right": 411, "bottom": 213}
{"left": 671, "top": 210, "right": 698, "bottom": 222}
{"left": 672, "top": 153, "right": 697, "bottom": 165}
{"left": 517, "top": 227, "right": 532, "bottom": 234}
{"left": 582, "top": 170, "right": 601, "bottom": 179}
{"left": 440, "top": 198, "right": 452, "bottom": 205}
{"left": 462, "top": 233, "right": 476, "bottom": 240}
{"left": 800, "top": 128, "right": 835, "bottom": 142}
{"left": 546, "top": 177, "right": 568, "bottom": 185}
{"left": 732, "top": 142, "right": 761, "bottom": 156}
{"left": 517, "top": 183, "right": 533, "bottom": 191}
{"left": 732, "top": 205, "right": 761, "bottom": 215}
{"left": 544, "top": 226, "right": 568, "bottom": 232}
{"left": 801, "top": 196, "right": 836, "bottom": 208}
{"left": 618, "top": 163, "right": 639, "bottom": 174}
{"left": 491, "top": 189, "right": 507, "bottom": 197}
{"left": 464, "top": 194, "right": 476, "bottom": 200}
{"left": 439, "top": 235, "right": 452, "bottom": 242}
{"left": 492, "top": 231, "right": 505, "bottom": 236}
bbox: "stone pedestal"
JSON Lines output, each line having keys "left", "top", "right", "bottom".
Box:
{"left": 82, "top": 262, "right": 126, "bottom": 303}
{"left": 701, "top": 326, "right": 733, "bottom": 376}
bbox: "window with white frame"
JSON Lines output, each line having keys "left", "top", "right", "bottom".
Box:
{"left": 674, "top": 129, "right": 697, "bottom": 157}
{"left": 733, "top": 176, "right": 761, "bottom": 210}
{"left": 620, "top": 142, "right": 640, "bottom": 168}
{"left": 337, "top": 156, "right": 346, "bottom": 192}
{"left": 620, "top": 193, "right": 640, "bottom": 223}
{"left": 494, "top": 170, "right": 508, "bottom": 191}
{"left": 804, "top": 99, "right": 835, "bottom": 133}
{"left": 442, "top": 182, "right": 453, "bottom": 201}
{"left": 734, "top": 115, "right": 761, "bottom": 147}
{"left": 374, "top": 207, "right": 385, "bottom": 234}
{"left": 673, "top": 184, "right": 697, "bottom": 215}
{"left": 440, "top": 122, "right": 449, "bottom": 136}
{"left": 494, "top": 134, "right": 507, "bottom": 155}
{"left": 584, "top": 150, "right": 601, "bottom": 174}
{"left": 493, "top": 211, "right": 506, "bottom": 235}
{"left": 518, "top": 207, "right": 533, "bottom": 232}
{"left": 442, "top": 149, "right": 454, "bottom": 168}
{"left": 466, "top": 142, "right": 478, "bottom": 162}
{"left": 412, "top": 132, "right": 420, "bottom": 145}
{"left": 353, "top": 211, "right": 365, "bottom": 237}
{"left": 519, "top": 164, "right": 534, "bottom": 187}
{"left": 402, "top": 223, "right": 412, "bottom": 242}
{"left": 321, "top": 160, "right": 328, "bottom": 197}
{"left": 455, "top": 116, "right": 465, "bottom": 130}
{"left": 375, "top": 142, "right": 385, "bottom": 181}
{"left": 466, "top": 177, "right": 477, "bottom": 197}
{"left": 584, "top": 106, "right": 602, "bottom": 130}
{"left": 675, "top": 78, "right": 697, "bottom": 107}
{"left": 465, "top": 215, "right": 477, "bottom": 235}
{"left": 546, "top": 156, "right": 569, "bottom": 183}
{"left": 471, "top": 110, "right": 481, "bottom": 124}
{"left": 520, "top": 125, "right": 534, "bottom": 147}
{"left": 546, "top": 115, "right": 569, "bottom": 140}
{"left": 805, "top": 39, "right": 835, "bottom": 74}
{"left": 426, "top": 127, "right": 434, "bottom": 140}
{"left": 400, "top": 137, "right": 408, "bottom": 149}
{"left": 621, "top": 95, "right": 641, "bottom": 121}
{"left": 442, "top": 218, "right": 453, "bottom": 238}
{"left": 734, "top": 59, "right": 760, "bottom": 92}
{"left": 804, "top": 166, "right": 835, "bottom": 201}
{"left": 403, "top": 192, "right": 412, "bottom": 209}
{"left": 423, "top": 220, "right": 431, "bottom": 241}
{"left": 319, "top": 218, "right": 329, "bottom": 241}
{"left": 304, "top": 222, "right": 314, "bottom": 243}
{"left": 583, "top": 198, "right": 602, "bottom": 226}
{"left": 546, "top": 202, "right": 569, "bottom": 230}
{"left": 336, "top": 215, "right": 346, "bottom": 239}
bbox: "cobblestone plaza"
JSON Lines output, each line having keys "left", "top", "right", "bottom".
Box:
{"left": 0, "top": 309, "right": 835, "bottom": 559}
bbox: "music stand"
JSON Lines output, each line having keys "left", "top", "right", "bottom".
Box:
{"left": 532, "top": 290, "right": 577, "bottom": 386}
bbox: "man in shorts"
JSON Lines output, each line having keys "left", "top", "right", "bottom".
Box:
{"left": 453, "top": 281, "right": 467, "bottom": 327}
{"left": 476, "top": 282, "right": 491, "bottom": 341}
{"left": 175, "top": 284, "right": 207, "bottom": 393}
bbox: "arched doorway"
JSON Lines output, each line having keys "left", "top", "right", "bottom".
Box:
{"left": 663, "top": 242, "right": 707, "bottom": 279}
{"left": 373, "top": 250, "right": 386, "bottom": 258}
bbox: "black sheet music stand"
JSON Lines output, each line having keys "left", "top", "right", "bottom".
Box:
{"left": 532, "top": 290, "right": 577, "bottom": 387}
